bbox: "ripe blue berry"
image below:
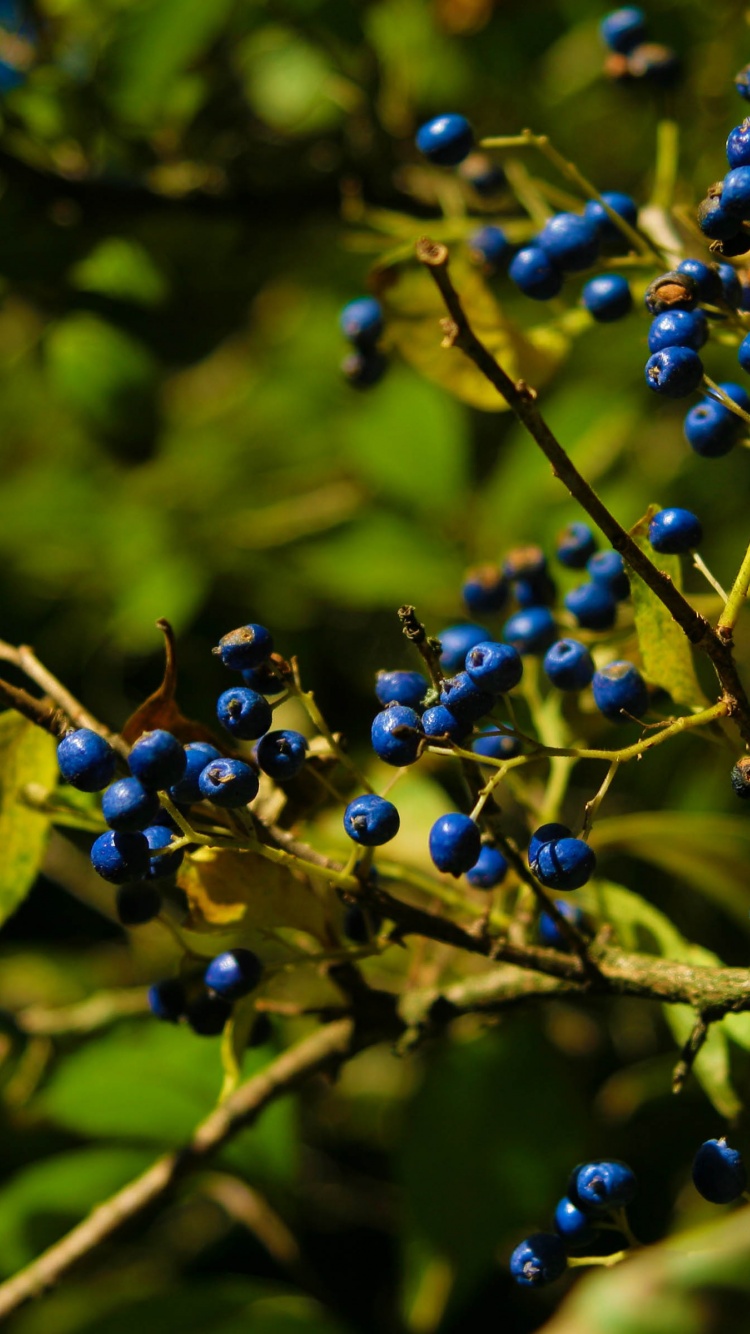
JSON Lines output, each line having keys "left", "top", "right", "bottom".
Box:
{"left": 684, "top": 399, "right": 742, "bottom": 457}
{"left": 728, "top": 117, "right": 750, "bottom": 167}
{"left": 647, "top": 309, "right": 707, "bottom": 354}
{"left": 462, "top": 564, "right": 508, "bottom": 614}
{"left": 645, "top": 270, "right": 697, "bottom": 314}
{"left": 339, "top": 296, "right": 383, "bottom": 347}
{"left": 556, "top": 521, "right": 597, "bottom": 569}
{"left": 57, "top": 729, "right": 116, "bottom": 792}
{"left": 581, "top": 273, "right": 632, "bottom": 321}
{"left": 168, "top": 742, "right": 221, "bottom": 804}
{"left": 538, "top": 212, "right": 599, "bottom": 272}
{"left": 371, "top": 705, "right": 424, "bottom": 766}
{"left": 215, "top": 623, "right": 274, "bottom": 672}
{"left": 241, "top": 662, "right": 285, "bottom": 695}
{"left": 375, "top": 670, "right": 428, "bottom": 711}
{"left": 538, "top": 900, "right": 586, "bottom": 949}
{"left": 722, "top": 167, "right": 750, "bottom": 219}
{"left": 713, "top": 380, "right": 750, "bottom": 413}
{"left": 186, "top": 991, "right": 233, "bottom": 1036}
{"left": 648, "top": 507, "right": 702, "bottom": 554}
{"left": 438, "top": 623, "right": 490, "bottom": 672}
{"left": 197, "top": 757, "right": 260, "bottom": 806}
{"left": 439, "top": 672, "right": 494, "bottom": 723}
{"left": 692, "top": 1138, "right": 747, "bottom": 1204}
{"left": 256, "top": 729, "right": 308, "bottom": 781}
{"left": 584, "top": 192, "right": 638, "bottom": 240}
{"left": 471, "top": 727, "right": 521, "bottom": 761}
{"left": 415, "top": 114, "right": 474, "bottom": 166}
{"left": 148, "top": 978, "right": 185, "bottom": 1023}
{"left": 204, "top": 948, "right": 262, "bottom": 1000}
{"left": 342, "top": 349, "right": 388, "bottom": 389}
{"left": 570, "top": 1160, "right": 637, "bottom": 1212}
{"left": 466, "top": 844, "right": 508, "bottom": 889}
{"left": 468, "top": 224, "right": 511, "bottom": 271}
{"left": 600, "top": 6, "right": 646, "bottom": 54}
{"left": 128, "top": 730, "right": 186, "bottom": 790}
{"left": 508, "top": 246, "right": 563, "bottom": 300}
{"left": 717, "top": 263, "right": 743, "bottom": 307}
{"left": 587, "top": 550, "right": 629, "bottom": 600}
{"left": 677, "top": 258, "right": 723, "bottom": 306}
{"left": 645, "top": 346, "right": 703, "bottom": 397}
{"left": 564, "top": 581, "right": 617, "bottom": 631}
{"left": 429, "top": 813, "right": 481, "bottom": 875}
{"left": 217, "top": 687, "right": 273, "bottom": 740}
{"left": 697, "top": 191, "right": 742, "bottom": 241}
{"left": 465, "top": 641, "right": 523, "bottom": 694}
{"left": 592, "top": 661, "right": 648, "bottom": 722}
{"left": 90, "top": 829, "right": 150, "bottom": 884}
{"left": 509, "top": 1233, "right": 567, "bottom": 1287}
{"left": 343, "top": 794, "right": 400, "bottom": 846}
{"left": 528, "top": 824, "right": 571, "bottom": 867}
{"left": 553, "top": 1196, "right": 597, "bottom": 1247}
{"left": 144, "top": 824, "right": 185, "bottom": 878}
{"left": 101, "top": 777, "right": 161, "bottom": 832}
{"left": 116, "top": 882, "right": 162, "bottom": 926}
{"left": 739, "top": 332, "right": 750, "bottom": 373}
{"left": 532, "top": 836, "right": 596, "bottom": 891}
{"left": 543, "top": 639, "right": 595, "bottom": 691}
{"left": 503, "top": 546, "right": 556, "bottom": 607}
{"left": 458, "top": 152, "right": 505, "bottom": 196}
{"left": 422, "top": 705, "right": 469, "bottom": 743}
{"left": 501, "top": 607, "right": 556, "bottom": 655}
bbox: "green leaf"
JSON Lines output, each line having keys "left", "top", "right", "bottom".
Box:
{"left": 104, "top": 0, "right": 235, "bottom": 124}
{"left": 0, "top": 711, "right": 57, "bottom": 927}
{"left": 297, "top": 512, "right": 462, "bottom": 610}
{"left": 239, "top": 27, "right": 350, "bottom": 135}
{"left": 627, "top": 506, "right": 707, "bottom": 709}
{"left": 19, "top": 1285, "right": 351, "bottom": 1334}
{"left": 69, "top": 239, "right": 168, "bottom": 308}
{"left": 45, "top": 314, "right": 158, "bottom": 439}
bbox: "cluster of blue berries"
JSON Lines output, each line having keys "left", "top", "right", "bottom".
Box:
{"left": 600, "top": 6, "right": 680, "bottom": 88}
{"left": 339, "top": 295, "right": 387, "bottom": 389}
{"left": 147, "top": 947, "right": 265, "bottom": 1038}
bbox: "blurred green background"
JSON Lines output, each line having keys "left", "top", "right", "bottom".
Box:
{"left": 4, "top": 0, "right": 750, "bottom": 1331}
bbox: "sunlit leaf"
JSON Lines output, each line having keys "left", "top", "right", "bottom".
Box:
{"left": 69, "top": 239, "right": 168, "bottom": 308}
{"left": 627, "top": 506, "right": 707, "bottom": 709}
{"left": 180, "top": 846, "right": 332, "bottom": 943}
{"left": 104, "top": 0, "right": 235, "bottom": 123}
{"left": 0, "top": 711, "right": 57, "bottom": 927}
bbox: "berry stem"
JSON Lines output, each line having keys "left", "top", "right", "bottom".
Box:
{"left": 704, "top": 376, "right": 750, "bottom": 425}
{"left": 672, "top": 1012, "right": 710, "bottom": 1095}
{"left": 649, "top": 118, "right": 680, "bottom": 213}
{"left": 579, "top": 760, "right": 620, "bottom": 840}
{"left": 693, "top": 553, "right": 728, "bottom": 604}
{"left": 718, "top": 542, "right": 750, "bottom": 640}
{"left": 567, "top": 1250, "right": 629, "bottom": 1268}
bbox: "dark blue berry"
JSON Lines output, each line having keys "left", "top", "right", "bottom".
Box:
{"left": 186, "top": 991, "right": 233, "bottom": 1036}
{"left": 528, "top": 823, "right": 571, "bottom": 867}
{"left": 717, "top": 263, "right": 743, "bottom": 308}
{"left": 429, "top": 813, "right": 481, "bottom": 875}
{"left": 735, "top": 71, "right": 750, "bottom": 104}
{"left": 592, "top": 661, "right": 648, "bottom": 722}
{"left": 439, "top": 672, "right": 494, "bottom": 723}
{"left": 465, "top": 641, "right": 523, "bottom": 694}
{"left": 584, "top": 192, "right": 638, "bottom": 240}
{"left": 503, "top": 547, "right": 556, "bottom": 607}
{"left": 722, "top": 167, "right": 750, "bottom": 219}
{"left": 375, "top": 670, "right": 428, "bottom": 711}
{"left": 217, "top": 687, "right": 273, "bottom": 740}
{"left": 90, "top": 829, "right": 150, "bottom": 884}
{"left": 342, "top": 349, "right": 388, "bottom": 389}
{"left": 466, "top": 844, "right": 508, "bottom": 889}
{"left": 676, "top": 258, "right": 723, "bottom": 306}
{"left": 415, "top": 114, "right": 474, "bottom": 166}
{"left": 468, "top": 225, "right": 511, "bottom": 271}
{"left": 371, "top": 705, "right": 424, "bottom": 766}
{"left": 647, "top": 309, "right": 707, "bottom": 354}
{"left": 532, "top": 836, "right": 596, "bottom": 891}
{"left": 645, "top": 346, "right": 704, "bottom": 397}
{"left": 144, "top": 823, "right": 185, "bottom": 878}
{"left": 648, "top": 507, "right": 702, "bottom": 554}
{"left": 538, "top": 212, "right": 599, "bottom": 272}
{"left": 684, "top": 399, "right": 742, "bottom": 457}
{"left": 343, "top": 903, "right": 382, "bottom": 943}
{"left": 554, "top": 1196, "right": 597, "bottom": 1246}
{"left": 168, "top": 742, "right": 221, "bottom": 804}
{"left": 697, "top": 191, "right": 742, "bottom": 241}
{"left": 458, "top": 152, "right": 505, "bottom": 196}
{"left": 462, "top": 565, "right": 509, "bottom": 614}
{"left": 57, "top": 729, "right": 116, "bottom": 792}
{"left": 197, "top": 757, "right": 260, "bottom": 806}
{"left": 739, "top": 332, "right": 750, "bottom": 373}
{"left": 712, "top": 380, "right": 750, "bottom": 412}
{"left": 587, "top": 550, "right": 629, "bottom": 600}
{"left": 581, "top": 273, "right": 632, "bottom": 321}
{"left": 644, "top": 271, "right": 697, "bottom": 314}
{"left": 438, "top": 623, "right": 490, "bottom": 672}
{"left": 600, "top": 6, "right": 646, "bottom": 54}
{"left": 543, "top": 639, "right": 595, "bottom": 691}
{"left": 509, "top": 1233, "right": 567, "bottom": 1287}
{"left": 713, "top": 231, "right": 750, "bottom": 259}
{"left": 339, "top": 297, "right": 383, "bottom": 347}
{"left": 539, "top": 900, "right": 586, "bottom": 949}
{"left": 564, "top": 581, "right": 617, "bottom": 631}
{"left": 343, "top": 794, "right": 400, "bottom": 846}
{"left": 205, "top": 948, "right": 262, "bottom": 1000}
{"left": 128, "top": 730, "right": 186, "bottom": 790}
{"left": 422, "top": 705, "right": 469, "bottom": 743}
{"left": 728, "top": 117, "right": 750, "bottom": 167}
{"left": 509, "top": 246, "right": 563, "bottom": 300}
{"left": 256, "top": 729, "right": 308, "bottom": 781}
{"left": 215, "top": 623, "right": 274, "bottom": 672}
{"left": 471, "top": 727, "right": 521, "bottom": 761}
{"left": 148, "top": 978, "right": 185, "bottom": 1023}
{"left": 101, "top": 777, "right": 161, "bottom": 832}
{"left": 570, "top": 1160, "right": 637, "bottom": 1212}
{"left": 692, "top": 1138, "right": 747, "bottom": 1204}
{"left": 241, "top": 663, "right": 285, "bottom": 695}
{"left": 501, "top": 607, "right": 556, "bottom": 655}
{"left": 116, "top": 882, "right": 162, "bottom": 926}
{"left": 556, "top": 522, "right": 597, "bottom": 569}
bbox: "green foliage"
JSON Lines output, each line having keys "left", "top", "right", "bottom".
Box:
{"left": 0, "top": 712, "right": 57, "bottom": 927}
{"left": 628, "top": 507, "right": 706, "bottom": 710}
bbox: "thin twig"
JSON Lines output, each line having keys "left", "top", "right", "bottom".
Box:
{"left": 672, "top": 1013, "right": 710, "bottom": 1095}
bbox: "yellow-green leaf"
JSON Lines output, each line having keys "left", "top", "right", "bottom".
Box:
{"left": 179, "top": 847, "right": 332, "bottom": 944}
{"left": 628, "top": 506, "right": 707, "bottom": 709}
{"left": 0, "top": 712, "right": 57, "bottom": 927}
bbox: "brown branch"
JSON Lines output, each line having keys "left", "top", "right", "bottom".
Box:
{"left": 672, "top": 1013, "right": 710, "bottom": 1094}
{"left": 415, "top": 238, "right": 750, "bottom": 744}
{"left": 0, "top": 640, "right": 129, "bottom": 757}
{"left": 0, "top": 676, "right": 65, "bottom": 736}
{"left": 398, "top": 604, "right": 444, "bottom": 687}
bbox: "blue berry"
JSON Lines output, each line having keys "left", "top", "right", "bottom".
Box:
{"left": 739, "top": 332, "right": 750, "bottom": 373}
{"left": 458, "top": 152, "right": 505, "bottom": 195}
{"left": 501, "top": 607, "right": 556, "bottom": 655}
{"left": 644, "top": 270, "right": 697, "bottom": 314}
{"left": 728, "top": 117, "right": 750, "bottom": 167}
{"left": 570, "top": 1160, "right": 637, "bottom": 1212}
{"left": 168, "top": 742, "right": 221, "bottom": 804}
{"left": 343, "top": 794, "right": 400, "bottom": 846}
{"left": 57, "top": 729, "right": 116, "bottom": 792}
{"left": 465, "top": 641, "right": 523, "bottom": 694}
{"left": 684, "top": 399, "right": 741, "bottom": 457}
{"left": 556, "top": 522, "right": 597, "bottom": 569}
{"left": 735, "top": 71, "right": 750, "bottom": 104}
{"left": 539, "top": 900, "right": 586, "bottom": 949}
{"left": 128, "top": 730, "right": 186, "bottom": 790}
{"left": 592, "top": 661, "right": 648, "bottom": 722}
{"left": 471, "top": 727, "right": 521, "bottom": 761}
{"left": 468, "top": 224, "right": 510, "bottom": 271}
{"left": 713, "top": 231, "right": 750, "bottom": 259}
{"left": 647, "top": 309, "right": 707, "bottom": 354}
{"left": 553, "top": 1196, "right": 597, "bottom": 1247}
{"left": 415, "top": 114, "right": 474, "bottom": 166}
{"left": 584, "top": 192, "right": 638, "bottom": 240}
{"left": 101, "top": 777, "right": 161, "bottom": 832}
{"left": 437, "top": 623, "right": 490, "bottom": 672}
{"left": 532, "top": 836, "right": 596, "bottom": 891}
{"left": 422, "top": 705, "right": 469, "bottom": 743}
{"left": 528, "top": 823, "right": 571, "bottom": 867}
{"left": 241, "top": 663, "right": 285, "bottom": 695}
{"left": 692, "top": 1138, "right": 747, "bottom": 1204}
{"left": 466, "top": 844, "right": 508, "bottom": 889}
{"left": 439, "top": 672, "right": 494, "bottom": 723}
{"left": 543, "top": 639, "right": 595, "bottom": 691}
{"left": 717, "top": 263, "right": 743, "bottom": 308}
{"left": 503, "top": 547, "right": 556, "bottom": 607}
{"left": 339, "top": 297, "right": 383, "bottom": 347}
{"left": 144, "top": 823, "right": 185, "bottom": 879}
{"left": 600, "top": 6, "right": 646, "bottom": 54}
{"left": 204, "top": 948, "right": 262, "bottom": 1001}
{"left": 429, "top": 813, "right": 481, "bottom": 875}
{"left": 148, "top": 978, "right": 185, "bottom": 1023}
{"left": 587, "top": 550, "right": 629, "bottom": 600}
{"left": 697, "top": 191, "right": 742, "bottom": 241}
{"left": 721, "top": 167, "right": 750, "bottom": 219}
{"left": 713, "top": 380, "right": 750, "bottom": 412}
{"left": 645, "top": 346, "right": 703, "bottom": 397}
{"left": 186, "top": 991, "right": 233, "bottom": 1036}
{"left": 371, "top": 705, "right": 424, "bottom": 766}
{"left": 648, "top": 507, "right": 702, "bottom": 554}
{"left": 375, "top": 670, "right": 428, "bottom": 711}
{"left": 343, "top": 903, "right": 382, "bottom": 943}
{"left": 676, "top": 258, "right": 723, "bottom": 306}
{"left": 215, "top": 623, "right": 274, "bottom": 672}
{"left": 462, "top": 564, "right": 508, "bottom": 614}
{"left": 256, "top": 729, "right": 308, "bottom": 781}
{"left": 90, "top": 829, "right": 150, "bottom": 884}
{"left": 197, "top": 757, "right": 260, "bottom": 806}
{"left": 116, "top": 882, "right": 162, "bottom": 926}
{"left": 508, "top": 246, "right": 563, "bottom": 300}
{"left": 342, "top": 350, "right": 388, "bottom": 389}
{"left": 509, "top": 1233, "right": 567, "bottom": 1287}
{"left": 564, "top": 581, "right": 617, "bottom": 631}
{"left": 217, "top": 687, "right": 273, "bottom": 741}
{"left": 538, "top": 212, "right": 599, "bottom": 272}
{"left": 581, "top": 273, "right": 632, "bottom": 321}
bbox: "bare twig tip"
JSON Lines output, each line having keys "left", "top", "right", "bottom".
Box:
{"left": 416, "top": 237, "right": 449, "bottom": 267}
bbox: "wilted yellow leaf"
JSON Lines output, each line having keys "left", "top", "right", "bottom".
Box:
{"left": 179, "top": 846, "right": 333, "bottom": 943}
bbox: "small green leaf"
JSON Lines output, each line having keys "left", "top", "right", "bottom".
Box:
{"left": 627, "top": 506, "right": 707, "bottom": 709}
{"left": 0, "top": 712, "right": 57, "bottom": 927}
{"left": 104, "top": 0, "right": 235, "bottom": 124}
{"left": 70, "top": 239, "right": 168, "bottom": 308}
